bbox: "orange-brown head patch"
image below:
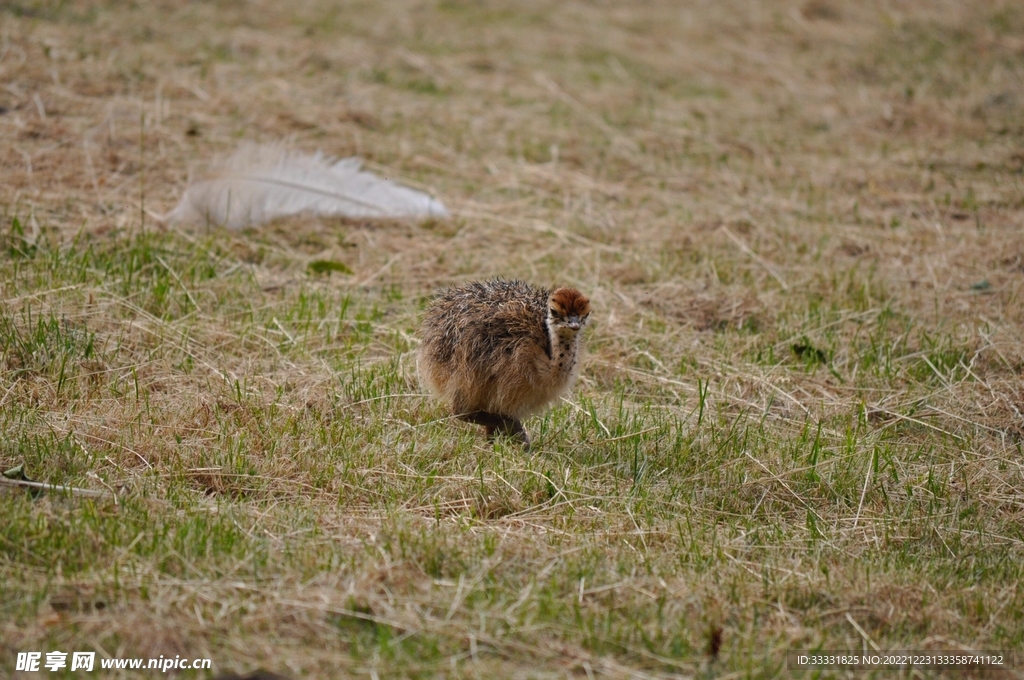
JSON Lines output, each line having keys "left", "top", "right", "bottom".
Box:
{"left": 549, "top": 288, "right": 591, "bottom": 318}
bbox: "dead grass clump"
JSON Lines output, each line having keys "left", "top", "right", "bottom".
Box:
{"left": 640, "top": 285, "right": 766, "bottom": 333}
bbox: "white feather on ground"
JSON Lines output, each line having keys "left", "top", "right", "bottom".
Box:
{"left": 166, "top": 144, "right": 449, "bottom": 229}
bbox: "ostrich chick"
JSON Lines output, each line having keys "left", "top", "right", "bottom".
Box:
{"left": 418, "top": 279, "right": 591, "bottom": 449}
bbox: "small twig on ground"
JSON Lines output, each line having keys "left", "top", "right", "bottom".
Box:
{"left": 845, "top": 612, "right": 881, "bottom": 652}
{"left": 156, "top": 255, "right": 200, "bottom": 310}
{"left": 852, "top": 448, "right": 875, "bottom": 530}
{"left": 720, "top": 225, "right": 789, "bottom": 290}
{"left": 0, "top": 476, "right": 113, "bottom": 499}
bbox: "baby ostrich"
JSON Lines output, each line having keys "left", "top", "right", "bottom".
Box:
{"left": 418, "top": 279, "right": 591, "bottom": 449}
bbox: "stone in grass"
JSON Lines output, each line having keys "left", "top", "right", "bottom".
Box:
{"left": 2, "top": 463, "right": 43, "bottom": 498}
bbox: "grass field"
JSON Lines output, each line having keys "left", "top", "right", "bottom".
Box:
{"left": 2, "top": 1, "right": 1024, "bottom": 677}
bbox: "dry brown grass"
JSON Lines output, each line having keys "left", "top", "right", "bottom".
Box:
{"left": 2, "top": 0, "right": 1024, "bottom": 677}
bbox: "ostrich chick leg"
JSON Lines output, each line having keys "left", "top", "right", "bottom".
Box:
{"left": 462, "top": 411, "right": 532, "bottom": 450}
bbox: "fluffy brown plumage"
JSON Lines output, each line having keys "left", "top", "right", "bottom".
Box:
{"left": 417, "top": 279, "right": 591, "bottom": 449}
